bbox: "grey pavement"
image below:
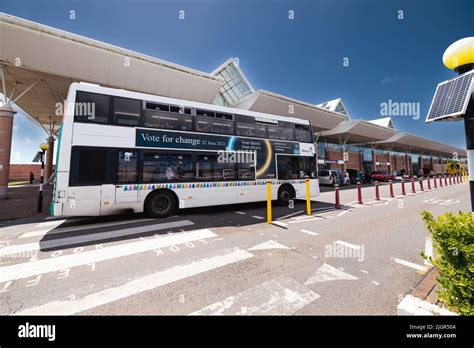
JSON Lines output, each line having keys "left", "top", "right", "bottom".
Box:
{"left": 0, "top": 180, "right": 469, "bottom": 315}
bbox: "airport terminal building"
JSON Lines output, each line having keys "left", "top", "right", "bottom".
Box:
{"left": 0, "top": 13, "right": 467, "bottom": 196}
{"left": 211, "top": 58, "right": 466, "bottom": 176}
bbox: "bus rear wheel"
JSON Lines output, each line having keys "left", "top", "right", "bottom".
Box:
{"left": 145, "top": 190, "right": 178, "bottom": 218}
{"left": 277, "top": 185, "right": 295, "bottom": 205}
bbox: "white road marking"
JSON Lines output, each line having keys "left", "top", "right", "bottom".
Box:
{"left": 277, "top": 210, "right": 304, "bottom": 220}
{"left": 19, "top": 218, "right": 155, "bottom": 239}
{"left": 190, "top": 275, "right": 319, "bottom": 315}
{"left": 251, "top": 215, "right": 265, "bottom": 220}
{"left": 304, "top": 263, "right": 358, "bottom": 284}
{"left": 35, "top": 220, "right": 66, "bottom": 228}
{"left": 300, "top": 229, "right": 318, "bottom": 236}
{"left": 293, "top": 210, "right": 334, "bottom": 220}
{"left": 247, "top": 240, "right": 290, "bottom": 251}
{"left": 346, "top": 203, "right": 367, "bottom": 209}
{"left": 392, "top": 257, "right": 428, "bottom": 272}
{"left": 1, "top": 220, "right": 195, "bottom": 257}
{"left": 271, "top": 221, "right": 288, "bottom": 229}
{"left": 235, "top": 211, "right": 246, "bottom": 215}
{"left": 336, "top": 210, "right": 350, "bottom": 217}
{"left": 360, "top": 269, "right": 368, "bottom": 274}
{"left": 288, "top": 217, "right": 324, "bottom": 224}
{"left": 0, "top": 229, "right": 217, "bottom": 283}
{"left": 335, "top": 240, "right": 361, "bottom": 250}
{"left": 371, "top": 281, "right": 381, "bottom": 287}
{"left": 16, "top": 248, "right": 253, "bottom": 315}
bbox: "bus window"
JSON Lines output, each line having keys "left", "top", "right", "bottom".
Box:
{"left": 144, "top": 110, "right": 193, "bottom": 130}
{"left": 236, "top": 153, "right": 256, "bottom": 180}
{"left": 277, "top": 156, "right": 316, "bottom": 180}
{"left": 295, "top": 128, "right": 313, "bottom": 142}
{"left": 298, "top": 157, "right": 317, "bottom": 179}
{"left": 169, "top": 105, "right": 191, "bottom": 115}
{"left": 267, "top": 125, "right": 295, "bottom": 141}
{"left": 70, "top": 148, "right": 108, "bottom": 185}
{"left": 75, "top": 92, "right": 110, "bottom": 124}
{"left": 116, "top": 151, "right": 138, "bottom": 183}
{"left": 114, "top": 97, "right": 141, "bottom": 126}
{"left": 142, "top": 152, "right": 193, "bottom": 182}
{"left": 196, "top": 154, "right": 236, "bottom": 181}
{"left": 236, "top": 122, "right": 267, "bottom": 138}
{"left": 196, "top": 154, "right": 212, "bottom": 181}
{"left": 215, "top": 112, "right": 233, "bottom": 120}
{"left": 196, "top": 109, "right": 215, "bottom": 117}
{"left": 195, "top": 116, "right": 234, "bottom": 135}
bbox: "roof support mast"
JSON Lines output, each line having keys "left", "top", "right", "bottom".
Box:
{"left": 0, "top": 66, "right": 42, "bottom": 199}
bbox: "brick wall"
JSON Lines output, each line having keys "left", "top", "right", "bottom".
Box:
{"left": 8, "top": 164, "right": 56, "bottom": 182}
{"left": 325, "top": 150, "right": 363, "bottom": 171}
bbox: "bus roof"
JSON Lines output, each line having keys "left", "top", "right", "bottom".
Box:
{"left": 70, "top": 82, "right": 312, "bottom": 126}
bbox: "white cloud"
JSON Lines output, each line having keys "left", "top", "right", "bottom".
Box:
{"left": 24, "top": 137, "right": 33, "bottom": 145}
{"left": 381, "top": 75, "right": 400, "bottom": 84}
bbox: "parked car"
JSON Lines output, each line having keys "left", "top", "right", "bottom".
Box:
{"left": 318, "top": 170, "right": 340, "bottom": 186}
{"left": 352, "top": 171, "right": 366, "bottom": 184}
{"left": 346, "top": 169, "right": 359, "bottom": 184}
{"left": 338, "top": 170, "right": 351, "bottom": 186}
{"left": 367, "top": 171, "right": 392, "bottom": 182}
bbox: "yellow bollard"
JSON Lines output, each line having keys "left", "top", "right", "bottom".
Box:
{"left": 267, "top": 180, "right": 272, "bottom": 224}
{"left": 305, "top": 179, "right": 311, "bottom": 216}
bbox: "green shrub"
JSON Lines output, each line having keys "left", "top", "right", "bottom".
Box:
{"left": 421, "top": 211, "right": 474, "bottom": 315}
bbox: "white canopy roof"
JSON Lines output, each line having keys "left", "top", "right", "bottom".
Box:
{"left": 368, "top": 117, "right": 395, "bottom": 129}
{"left": 232, "top": 90, "right": 349, "bottom": 131}
{"left": 0, "top": 12, "right": 224, "bottom": 132}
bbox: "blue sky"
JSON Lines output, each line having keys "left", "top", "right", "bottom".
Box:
{"left": 1, "top": 0, "right": 473, "bottom": 163}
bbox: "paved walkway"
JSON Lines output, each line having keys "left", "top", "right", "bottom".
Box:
{"left": 0, "top": 184, "right": 52, "bottom": 222}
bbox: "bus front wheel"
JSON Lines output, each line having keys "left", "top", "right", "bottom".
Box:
{"left": 144, "top": 190, "right": 178, "bottom": 218}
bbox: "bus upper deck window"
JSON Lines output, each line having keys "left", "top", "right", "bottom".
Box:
{"left": 75, "top": 92, "right": 110, "bottom": 124}
{"left": 114, "top": 97, "right": 141, "bottom": 126}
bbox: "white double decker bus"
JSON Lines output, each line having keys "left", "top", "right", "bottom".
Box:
{"left": 51, "top": 82, "right": 319, "bottom": 218}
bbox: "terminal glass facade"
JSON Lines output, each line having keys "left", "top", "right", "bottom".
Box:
{"left": 213, "top": 60, "right": 254, "bottom": 107}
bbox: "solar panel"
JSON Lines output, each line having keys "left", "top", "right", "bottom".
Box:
{"left": 426, "top": 69, "right": 474, "bottom": 122}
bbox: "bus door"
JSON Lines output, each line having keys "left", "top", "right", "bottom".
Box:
{"left": 115, "top": 151, "right": 139, "bottom": 203}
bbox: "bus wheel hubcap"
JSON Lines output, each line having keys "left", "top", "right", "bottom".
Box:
{"left": 154, "top": 197, "right": 169, "bottom": 212}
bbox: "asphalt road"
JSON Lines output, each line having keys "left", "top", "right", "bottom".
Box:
{"left": 0, "top": 180, "right": 469, "bottom": 315}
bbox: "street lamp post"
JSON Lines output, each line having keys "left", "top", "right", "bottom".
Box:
{"left": 37, "top": 142, "right": 49, "bottom": 213}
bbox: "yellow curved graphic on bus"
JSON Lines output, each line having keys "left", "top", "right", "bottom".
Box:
{"left": 446, "top": 160, "right": 461, "bottom": 175}
{"left": 256, "top": 139, "right": 273, "bottom": 178}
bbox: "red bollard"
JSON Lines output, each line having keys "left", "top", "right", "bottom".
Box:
{"left": 411, "top": 177, "right": 416, "bottom": 193}
{"left": 434, "top": 176, "right": 438, "bottom": 189}
{"left": 357, "top": 181, "right": 363, "bottom": 204}
{"left": 374, "top": 181, "right": 380, "bottom": 200}
{"left": 389, "top": 180, "right": 394, "bottom": 198}
{"left": 444, "top": 176, "right": 447, "bottom": 186}
{"left": 335, "top": 184, "right": 341, "bottom": 209}
{"left": 419, "top": 178, "right": 424, "bottom": 191}
{"left": 440, "top": 176, "right": 443, "bottom": 187}
{"left": 458, "top": 174, "right": 461, "bottom": 184}
{"left": 449, "top": 175, "right": 452, "bottom": 185}
{"left": 401, "top": 179, "right": 406, "bottom": 195}
{"left": 427, "top": 176, "right": 431, "bottom": 190}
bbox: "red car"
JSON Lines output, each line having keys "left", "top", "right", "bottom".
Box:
{"left": 367, "top": 171, "right": 392, "bottom": 182}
